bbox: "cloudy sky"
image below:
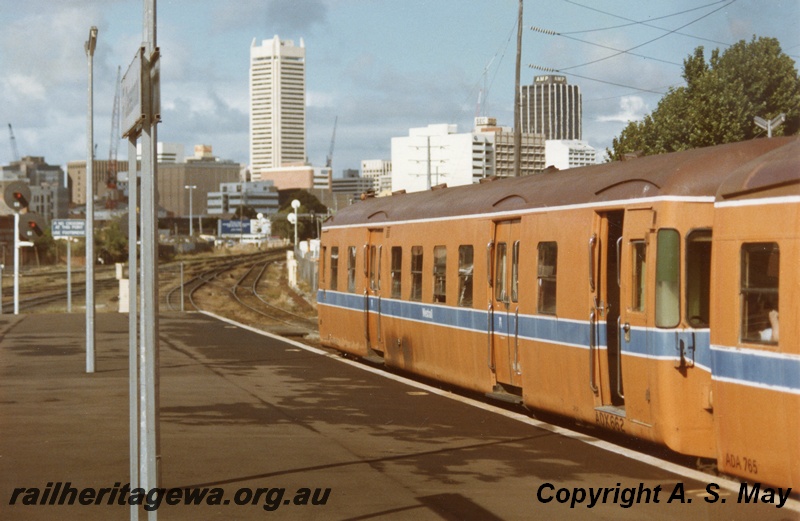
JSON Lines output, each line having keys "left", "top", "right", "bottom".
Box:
{"left": 2, "top": 0, "right": 798, "bottom": 175}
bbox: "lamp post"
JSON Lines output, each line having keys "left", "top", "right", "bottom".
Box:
{"left": 290, "top": 199, "right": 300, "bottom": 249}
{"left": 184, "top": 185, "right": 196, "bottom": 236}
{"left": 85, "top": 25, "right": 98, "bottom": 374}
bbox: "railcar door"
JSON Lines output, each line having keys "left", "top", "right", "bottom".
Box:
{"left": 617, "top": 208, "right": 654, "bottom": 424}
{"left": 365, "top": 229, "right": 385, "bottom": 360}
{"left": 490, "top": 220, "right": 522, "bottom": 390}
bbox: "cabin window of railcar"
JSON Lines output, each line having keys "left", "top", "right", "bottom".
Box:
{"left": 537, "top": 242, "right": 557, "bottom": 314}
{"left": 330, "top": 247, "right": 339, "bottom": 291}
{"left": 347, "top": 246, "right": 356, "bottom": 293}
{"left": 390, "top": 247, "right": 402, "bottom": 298}
{"left": 686, "top": 230, "right": 711, "bottom": 327}
{"left": 369, "top": 245, "right": 380, "bottom": 291}
{"left": 495, "top": 243, "right": 508, "bottom": 302}
{"left": 741, "top": 243, "right": 780, "bottom": 344}
{"left": 511, "top": 241, "right": 520, "bottom": 303}
{"left": 631, "top": 241, "right": 647, "bottom": 312}
{"left": 410, "top": 246, "right": 423, "bottom": 301}
{"left": 433, "top": 246, "right": 447, "bottom": 303}
{"left": 458, "top": 245, "right": 474, "bottom": 307}
{"left": 656, "top": 229, "right": 680, "bottom": 328}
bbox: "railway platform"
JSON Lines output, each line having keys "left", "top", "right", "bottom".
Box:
{"left": 1, "top": 312, "right": 797, "bottom": 520}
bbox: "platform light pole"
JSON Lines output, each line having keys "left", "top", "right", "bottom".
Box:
{"left": 85, "top": 25, "right": 98, "bottom": 374}
{"left": 184, "top": 184, "right": 196, "bottom": 236}
{"left": 291, "top": 199, "right": 301, "bottom": 248}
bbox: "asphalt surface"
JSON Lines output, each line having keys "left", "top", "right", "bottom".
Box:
{"left": 1, "top": 312, "right": 797, "bottom": 520}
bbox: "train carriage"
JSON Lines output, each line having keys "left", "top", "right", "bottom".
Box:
{"left": 317, "top": 137, "right": 799, "bottom": 488}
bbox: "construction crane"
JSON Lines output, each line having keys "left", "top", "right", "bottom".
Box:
{"left": 325, "top": 116, "right": 338, "bottom": 169}
{"left": 106, "top": 67, "right": 121, "bottom": 208}
{"left": 7, "top": 123, "right": 19, "bottom": 162}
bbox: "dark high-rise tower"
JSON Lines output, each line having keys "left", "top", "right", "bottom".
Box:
{"left": 520, "top": 75, "right": 582, "bottom": 140}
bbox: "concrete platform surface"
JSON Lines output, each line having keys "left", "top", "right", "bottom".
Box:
{"left": 1, "top": 312, "right": 796, "bottom": 520}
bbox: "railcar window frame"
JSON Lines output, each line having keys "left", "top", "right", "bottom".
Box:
{"left": 347, "top": 246, "right": 357, "bottom": 293}
{"left": 537, "top": 241, "right": 557, "bottom": 315}
{"left": 740, "top": 242, "right": 780, "bottom": 345}
{"left": 390, "top": 246, "right": 402, "bottom": 299}
{"left": 685, "top": 229, "right": 711, "bottom": 328}
{"left": 458, "top": 245, "right": 474, "bottom": 308}
{"left": 656, "top": 229, "right": 681, "bottom": 328}
{"left": 433, "top": 246, "right": 447, "bottom": 303}
{"left": 495, "top": 242, "right": 508, "bottom": 303}
{"left": 511, "top": 241, "right": 520, "bottom": 303}
{"left": 329, "top": 246, "right": 339, "bottom": 291}
{"left": 410, "top": 246, "right": 423, "bottom": 302}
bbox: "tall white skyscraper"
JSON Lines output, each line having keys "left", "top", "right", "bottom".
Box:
{"left": 250, "top": 35, "right": 306, "bottom": 177}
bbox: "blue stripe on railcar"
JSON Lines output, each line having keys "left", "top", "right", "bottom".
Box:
{"left": 711, "top": 346, "right": 800, "bottom": 395}
{"left": 318, "top": 290, "right": 799, "bottom": 394}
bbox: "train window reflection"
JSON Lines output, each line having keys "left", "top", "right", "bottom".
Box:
{"left": 656, "top": 229, "right": 680, "bottom": 328}
{"left": 390, "top": 247, "right": 402, "bottom": 298}
{"left": 741, "top": 242, "right": 779, "bottom": 344}
{"left": 631, "top": 241, "right": 646, "bottom": 312}
{"left": 458, "top": 245, "right": 474, "bottom": 307}
{"left": 347, "top": 246, "right": 356, "bottom": 293}
{"left": 330, "top": 247, "right": 339, "bottom": 291}
{"left": 686, "top": 230, "right": 711, "bottom": 327}
{"left": 433, "top": 246, "right": 446, "bottom": 303}
{"left": 537, "top": 242, "right": 557, "bottom": 314}
{"left": 410, "top": 246, "right": 423, "bottom": 301}
{"left": 495, "top": 243, "right": 508, "bottom": 302}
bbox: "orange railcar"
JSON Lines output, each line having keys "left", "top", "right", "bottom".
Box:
{"left": 317, "top": 137, "right": 799, "bottom": 488}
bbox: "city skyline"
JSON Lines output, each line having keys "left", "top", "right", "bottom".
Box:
{"left": 1, "top": 1, "right": 798, "bottom": 176}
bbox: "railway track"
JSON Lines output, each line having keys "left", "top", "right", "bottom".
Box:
{"left": 164, "top": 248, "right": 318, "bottom": 341}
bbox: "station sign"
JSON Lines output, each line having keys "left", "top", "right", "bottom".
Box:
{"left": 52, "top": 219, "right": 86, "bottom": 238}
{"left": 219, "top": 219, "right": 251, "bottom": 236}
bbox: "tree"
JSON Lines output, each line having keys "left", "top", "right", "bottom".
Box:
{"left": 271, "top": 190, "right": 327, "bottom": 242}
{"left": 609, "top": 37, "right": 800, "bottom": 160}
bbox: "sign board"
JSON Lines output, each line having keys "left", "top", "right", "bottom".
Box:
{"left": 121, "top": 48, "right": 143, "bottom": 137}
{"left": 219, "top": 219, "right": 251, "bottom": 236}
{"left": 52, "top": 219, "right": 86, "bottom": 238}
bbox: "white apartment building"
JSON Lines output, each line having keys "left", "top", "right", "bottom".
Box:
{"left": 360, "top": 159, "right": 392, "bottom": 195}
{"left": 390, "top": 119, "right": 544, "bottom": 194}
{"left": 250, "top": 36, "right": 306, "bottom": 177}
{"left": 545, "top": 140, "right": 597, "bottom": 170}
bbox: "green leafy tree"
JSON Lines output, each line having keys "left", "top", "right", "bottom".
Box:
{"left": 272, "top": 190, "right": 327, "bottom": 242}
{"left": 609, "top": 37, "right": 800, "bottom": 160}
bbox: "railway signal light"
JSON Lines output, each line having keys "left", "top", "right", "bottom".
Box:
{"left": 4, "top": 181, "right": 31, "bottom": 211}
{"left": 18, "top": 213, "right": 45, "bottom": 240}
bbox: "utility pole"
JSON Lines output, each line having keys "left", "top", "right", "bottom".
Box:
{"left": 513, "top": 0, "right": 523, "bottom": 177}
{"left": 85, "top": 25, "right": 98, "bottom": 373}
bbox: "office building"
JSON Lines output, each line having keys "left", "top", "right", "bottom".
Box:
{"left": 521, "top": 75, "right": 582, "bottom": 140}
{"left": 207, "top": 181, "right": 280, "bottom": 217}
{"left": 250, "top": 35, "right": 306, "bottom": 177}
{"left": 545, "top": 140, "right": 597, "bottom": 170}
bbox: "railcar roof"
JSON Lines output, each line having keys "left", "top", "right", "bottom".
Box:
{"left": 324, "top": 137, "right": 797, "bottom": 227}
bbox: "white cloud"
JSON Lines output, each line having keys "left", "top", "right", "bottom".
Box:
{"left": 597, "top": 96, "right": 648, "bottom": 123}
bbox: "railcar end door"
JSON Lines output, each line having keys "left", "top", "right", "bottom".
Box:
{"left": 491, "top": 220, "right": 522, "bottom": 390}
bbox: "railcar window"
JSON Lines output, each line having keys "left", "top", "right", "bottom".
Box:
{"left": 330, "top": 247, "right": 339, "bottom": 291}
{"left": 458, "top": 245, "right": 474, "bottom": 307}
{"left": 369, "top": 245, "right": 380, "bottom": 291}
{"left": 686, "top": 230, "right": 711, "bottom": 327}
{"left": 537, "top": 242, "right": 557, "bottom": 314}
{"left": 656, "top": 229, "right": 680, "bottom": 328}
{"left": 511, "top": 241, "right": 520, "bottom": 303}
{"left": 631, "top": 241, "right": 647, "bottom": 312}
{"left": 495, "top": 243, "right": 508, "bottom": 302}
{"left": 347, "top": 246, "right": 356, "bottom": 293}
{"left": 741, "top": 243, "right": 779, "bottom": 344}
{"left": 410, "top": 246, "right": 423, "bottom": 301}
{"left": 433, "top": 246, "right": 447, "bottom": 303}
{"left": 390, "top": 247, "right": 402, "bottom": 298}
